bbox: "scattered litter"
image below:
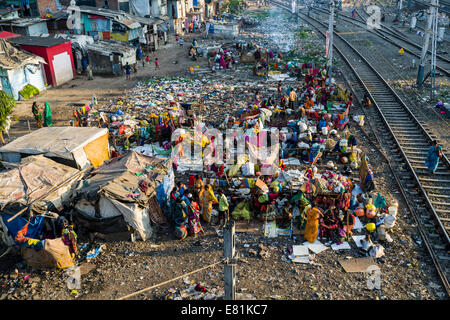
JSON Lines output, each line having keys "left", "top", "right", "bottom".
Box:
{"left": 331, "top": 242, "right": 351, "bottom": 250}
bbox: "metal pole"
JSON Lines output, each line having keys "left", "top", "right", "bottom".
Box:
{"left": 327, "top": 1, "right": 335, "bottom": 81}
{"left": 224, "top": 220, "right": 236, "bottom": 300}
{"left": 430, "top": 0, "right": 439, "bottom": 99}
{"left": 417, "top": 0, "right": 435, "bottom": 87}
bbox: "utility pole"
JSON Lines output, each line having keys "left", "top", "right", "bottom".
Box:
{"left": 326, "top": 0, "right": 335, "bottom": 81}
{"left": 417, "top": 0, "right": 438, "bottom": 88}
{"left": 430, "top": 0, "right": 438, "bottom": 99}
{"left": 224, "top": 220, "right": 236, "bottom": 300}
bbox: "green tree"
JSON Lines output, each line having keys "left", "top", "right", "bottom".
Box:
{"left": 0, "top": 90, "right": 15, "bottom": 145}
{"left": 221, "top": 0, "right": 245, "bottom": 15}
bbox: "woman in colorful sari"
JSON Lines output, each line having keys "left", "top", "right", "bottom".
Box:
{"left": 200, "top": 184, "right": 218, "bottom": 224}
{"left": 219, "top": 54, "right": 227, "bottom": 69}
{"left": 43, "top": 102, "right": 53, "bottom": 127}
{"left": 188, "top": 194, "right": 204, "bottom": 237}
{"left": 32, "top": 102, "right": 43, "bottom": 128}
{"left": 194, "top": 175, "right": 204, "bottom": 198}
{"left": 319, "top": 208, "right": 338, "bottom": 241}
{"left": 304, "top": 206, "right": 322, "bottom": 243}
{"left": 425, "top": 141, "right": 443, "bottom": 174}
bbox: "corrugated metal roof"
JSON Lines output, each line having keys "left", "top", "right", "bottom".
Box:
{"left": 0, "top": 17, "right": 48, "bottom": 27}
{"left": 9, "top": 35, "right": 69, "bottom": 48}
{"left": 86, "top": 40, "right": 135, "bottom": 56}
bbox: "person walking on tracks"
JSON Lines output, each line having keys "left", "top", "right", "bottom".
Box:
{"left": 425, "top": 140, "right": 443, "bottom": 174}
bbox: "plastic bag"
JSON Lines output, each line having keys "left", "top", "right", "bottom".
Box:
{"left": 374, "top": 193, "right": 386, "bottom": 209}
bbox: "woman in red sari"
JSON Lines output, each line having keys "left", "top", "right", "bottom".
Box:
{"left": 188, "top": 194, "right": 204, "bottom": 237}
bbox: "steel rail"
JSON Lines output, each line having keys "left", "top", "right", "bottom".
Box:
{"left": 270, "top": 0, "right": 450, "bottom": 295}
{"left": 314, "top": 6, "right": 450, "bottom": 77}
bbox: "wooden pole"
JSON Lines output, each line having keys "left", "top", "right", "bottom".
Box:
{"left": 224, "top": 219, "right": 236, "bottom": 300}
{"left": 27, "top": 120, "right": 31, "bottom": 133}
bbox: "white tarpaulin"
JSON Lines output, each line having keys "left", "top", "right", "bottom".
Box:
{"left": 106, "top": 198, "right": 152, "bottom": 241}
{"left": 130, "top": 0, "right": 150, "bottom": 17}
{"left": 0, "top": 127, "right": 108, "bottom": 168}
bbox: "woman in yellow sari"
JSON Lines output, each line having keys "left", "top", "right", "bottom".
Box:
{"left": 200, "top": 184, "right": 218, "bottom": 223}
{"left": 304, "top": 206, "right": 322, "bottom": 243}
{"left": 194, "top": 175, "right": 204, "bottom": 198}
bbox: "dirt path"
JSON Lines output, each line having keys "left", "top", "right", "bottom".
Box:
{"left": 6, "top": 34, "right": 209, "bottom": 140}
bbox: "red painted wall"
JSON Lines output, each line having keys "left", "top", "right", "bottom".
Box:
{"left": 19, "top": 41, "right": 76, "bottom": 87}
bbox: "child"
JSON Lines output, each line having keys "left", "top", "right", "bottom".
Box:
{"left": 146, "top": 56, "right": 150, "bottom": 65}
{"left": 155, "top": 57, "right": 159, "bottom": 69}
{"left": 218, "top": 189, "right": 229, "bottom": 228}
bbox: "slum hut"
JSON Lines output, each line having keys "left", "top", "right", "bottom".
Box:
{"left": 72, "top": 6, "right": 143, "bottom": 46}
{"left": 207, "top": 21, "right": 240, "bottom": 39}
{"left": 0, "top": 154, "right": 84, "bottom": 270}
{"left": 71, "top": 150, "right": 173, "bottom": 242}
{"left": 8, "top": 35, "right": 76, "bottom": 87}
{"left": 45, "top": 10, "right": 70, "bottom": 35}
{"left": 0, "top": 38, "right": 46, "bottom": 100}
{"left": 86, "top": 40, "right": 136, "bottom": 76}
{"left": 0, "top": 154, "right": 81, "bottom": 216}
{"left": 130, "top": 15, "right": 164, "bottom": 52}
{"left": 53, "top": 34, "right": 95, "bottom": 74}
{"left": 0, "top": 127, "right": 110, "bottom": 169}
{"left": 0, "top": 17, "right": 49, "bottom": 36}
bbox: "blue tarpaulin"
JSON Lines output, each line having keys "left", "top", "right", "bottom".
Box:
{"left": 1, "top": 214, "right": 45, "bottom": 243}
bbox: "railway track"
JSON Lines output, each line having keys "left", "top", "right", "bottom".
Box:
{"left": 271, "top": 0, "right": 450, "bottom": 296}
{"left": 312, "top": 6, "right": 450, "bottom": 77}
{"left": 411, "top": 0, "right": 450, "bottom": 15}
{"left": 356, "top": 7, "right": 450, "bottom": 53}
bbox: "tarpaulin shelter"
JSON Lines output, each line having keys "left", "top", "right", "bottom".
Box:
{"left": 0, "top": 155, "right": 80, "bottom": 213}
{"left": 0, "top": 127, "right": 110, "bottom": 169}
{"left": 72, "top": 151, "right": 173, "bottom": 241}
{"left": 0, "top": 38, "right": 46, "bottom": 100}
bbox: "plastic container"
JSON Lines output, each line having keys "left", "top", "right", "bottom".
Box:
{"left": 366, "top": 208, "right": 376, "bottom": 219}
{"left": 355, "top": 207, "right": 365, "bottom": 217}
{"left": 322, "top": 126, "right": 328, "bottom": 135}
{"left": 389, "top": 199, "right": 399, "bottom": 208}
{"left": 388, "top": 206, "right": 398, "bottom": 218}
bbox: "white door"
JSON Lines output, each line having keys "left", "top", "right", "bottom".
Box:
{"left": 52, "top": 52, "right": 73, "bottom": 86}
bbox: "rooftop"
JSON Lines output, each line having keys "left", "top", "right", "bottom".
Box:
{"left": 8, "top": 35, "right": 69, "bottom": 47}
{"left": 0, "top": 17, "right": 47, "bottom": 27}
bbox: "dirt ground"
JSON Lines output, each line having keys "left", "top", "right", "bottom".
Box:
{"left": 6, "top": 33, "right": 210, "bottom": 141}
{"left": 0, "top": 3, "right": 447, "bottom": 301}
